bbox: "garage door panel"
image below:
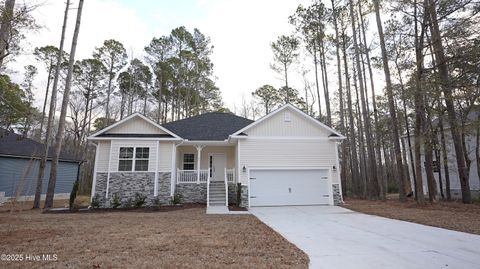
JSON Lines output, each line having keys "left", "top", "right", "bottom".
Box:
{"left": 250, "top": 169, "right": 330, "bottom": 206}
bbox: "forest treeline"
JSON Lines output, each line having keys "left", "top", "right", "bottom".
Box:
{"left": 1, "top": 0, "right": 479, "bottom": 206}
{"left": 256, "top": 0, "right": 479, "bottom": 204}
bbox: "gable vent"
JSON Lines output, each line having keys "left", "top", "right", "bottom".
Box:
{"left": 284, "top": 112, "right": 291, "bottom": 122}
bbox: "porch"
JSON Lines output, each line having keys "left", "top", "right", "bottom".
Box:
{"left": 174, "top": 144, "right": 239, "bottom": 207}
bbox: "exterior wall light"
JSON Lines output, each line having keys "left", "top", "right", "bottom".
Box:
{"left": 332, "top": 165, "right": 337, "bottom": 172}
{"left": 242, "top": 165, "right": 247, "bottom": 173}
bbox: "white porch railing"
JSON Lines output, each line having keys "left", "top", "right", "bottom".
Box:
{"left": 226, "top": 168, "right": 235, "bottom": 183}
{"left": 177, "top": 169, "right": 209, "bottom": 183}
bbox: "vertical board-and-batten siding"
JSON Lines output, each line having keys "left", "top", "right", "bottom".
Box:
{"left": 106, "top": 116, "right": 167, "bottom": 134}
{"left": 96, "top": 141, "right": 111, "bottom": 172}
{"left": 246, "top": 107, "right": 331, "bottom": 137}
{"left": 158, "top": 142, "right": 173, "bottom": 171}
{"left": 239, "top": 107, "right": 339, "bottom": 185}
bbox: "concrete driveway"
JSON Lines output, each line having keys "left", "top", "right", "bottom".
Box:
{"left": 250, "top": 206, "right": 480, "bottom": 269}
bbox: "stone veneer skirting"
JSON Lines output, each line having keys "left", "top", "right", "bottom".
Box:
{"left": 94, "top": 172, "right": 171, "bottom": 208}
{"left": 94, "top": 172, "right": 251, "bottom": 207}
{"left": 175, "top": 183, "right": 207, "bottom": 203}
{"left": 332, "top": 183, "right": 342, "bottom": 205}
{"left": 228, "top": 183, "right": 238, "bottom": 205}
{"left": 239, "top": 185, "right": 249, "bottom": 207}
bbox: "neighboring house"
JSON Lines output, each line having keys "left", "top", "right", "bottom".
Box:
{"left": 88, "top": 104, "right": 345, "bottom": 208}
{"left": 0, "top": 129, "right": 81, "bottom": 203}
{"left": 403, "top": 113, "right": 480, "bottom": 199}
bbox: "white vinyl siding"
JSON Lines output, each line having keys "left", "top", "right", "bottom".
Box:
{"left": 96, "top": 141, "right": 110, "bottom": 172}
{"left": 158, "top": 142, "right": 173, "bottom": 171}
{"left": 106, "top": 117, "right": 167, "bottom": 134}
{"left": 110, "top": 140, "right": 157, "bottom": 172}
{"left": 245, "top": 107, "right": 330, "bottom": 137}
{"left": 239, "top": 139, "right": 337, "bottom": 184}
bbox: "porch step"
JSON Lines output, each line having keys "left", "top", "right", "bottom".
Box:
{"left": 209, "top": 202, "right": 227, "bottom": 206}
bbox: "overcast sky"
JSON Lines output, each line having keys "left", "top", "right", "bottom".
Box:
{"left": 10, "top": 0, "right": 348, "bottom": 113}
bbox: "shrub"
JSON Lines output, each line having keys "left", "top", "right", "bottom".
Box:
{"left": 91, "top": 194, "right": 101, "bottom": 209}
{"left": 236, "top": 183, "right": 242, "bottom": 207}
{"left": 133, "top": 193, "right": 147, "bottom": 208}
{"left": 123, "top": 197, "right": 134, "bottom": 208}
{"left": 170, "top": 192, "right": 182, "bottom": 205}
{"left": 69, "top": 179, "right": 79, "bottom": 209}
{"left": 112, "top": 193, "right": 121, "bottom": 209}
{"left": 151, "top": 196, "right": 161, "bottom": 208}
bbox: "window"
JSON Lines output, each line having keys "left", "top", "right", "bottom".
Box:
{"left": 135, "top": 147, "right": 149, "bottom": 171}
{"left": 119, "top": 147, "right": 133, "bottom": 171}
{"left": 183, "top": 153, "right": 195, "bottom": 170}
{"left": 284, "top": 112, "right": 291, "bottom": 122}
{"left": 118, "top": 147, "right": 149, "bottom": 171}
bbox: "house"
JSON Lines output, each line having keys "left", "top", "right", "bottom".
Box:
{"left": 0, "top": 129, "right": 81, "bottom": 203}
{"left": 87, "top": 104, "right": 345, "bottom": 208}
{"left": 403, "top": 113, "right": 480, "bottom": 199}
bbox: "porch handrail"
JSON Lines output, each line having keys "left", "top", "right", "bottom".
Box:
{"left": 224, "top": 168, "right": 228, "bottom": 206}
{"left": 177, "top": 169, "right": 208, "bottom": 183}
{"left": 207, "top": 171, "right": 210, "bottom": 207}
{"left": 226, "top": 168, "right": 235, "bottom": 183}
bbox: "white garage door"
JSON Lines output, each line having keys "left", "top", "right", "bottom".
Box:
{"left": 249, "top": 169, "right": 330, "bottom": 206}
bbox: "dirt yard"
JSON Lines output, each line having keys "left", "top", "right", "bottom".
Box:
{"left": 0, "top": 207, "right": 308, "bottom": 269}
{"left": 343, "top": 197, "right": 480, "bottom": 235}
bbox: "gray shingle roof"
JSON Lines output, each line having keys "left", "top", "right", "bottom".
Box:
{"left": 0, "top": 129, "right": 80, "bottom": 162}
{"left": 162, "top": 112, "right": 254, "bottom": 141}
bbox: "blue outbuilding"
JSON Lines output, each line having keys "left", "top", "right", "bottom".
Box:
{"left": 0, "top": 129, "right": 81, "bottom": 201}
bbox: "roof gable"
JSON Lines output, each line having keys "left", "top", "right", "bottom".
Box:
{"left": 89, "top": 113, "right": 181, "bottom": 139}
{"left": 162, "top": 112, "right": 253, "bottom": 141}
{"left": 233, "top": 104, "right": 345, "bottom": 139}
{"left": 0, "top": 129, "right": 80, "bottom": 162}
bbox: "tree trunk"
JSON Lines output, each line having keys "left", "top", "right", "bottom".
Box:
{"left": 424, "top": 103, "right": 437, "bottom": 202}
{"left": 33, "top": 0, "right": 70, "bottom": 209}
{"left": 0, "top": 0, "right": 15, "bottom": 68}
{"left": 37, "top": 65, "right": 53, "bottom": 141}
{"left": 361, "top": 0, "right": 384, "bottom": 199}
{"left": 319, "top": 35, "right": 331, "bottom": 125}
{"left": 312, "top": 40, "right": 322, "bottom": 118}
{"left": 412, "top": 0, "right": 427, "bottom": 204}
{"left": 439, "top": 116, "right": 451, "bottom": 200}
{"left": 105, "top": 58, "right": 114, "bottom": 122}
{"left": 349, "top": 0, "right": 379, "bottom": 198}
{"left": 342, "top": 29, "right": 360, "bottom": 196}
{"left": 427, "top": 0, "right": 471, "bottom": 203}
{"left": 44, "top": 0, "right": 84, "bottom": 209}
{"left": 331, "top": 0, "right": 346, "bottom": 197}
{"left": 373, "top": 0, "right": 406, "bottom": 201}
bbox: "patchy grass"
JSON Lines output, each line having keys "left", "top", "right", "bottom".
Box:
{"left": 343, "top": 197, "right": 480, "bottom": 235}
{"left": 0, "top": 195, "right": 91, "bottom": 213}
{"left": 0, "top": 207, "right": 308, "bottom": 268}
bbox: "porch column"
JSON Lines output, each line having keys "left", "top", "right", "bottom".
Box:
{"left": 195, "top": 145, "right": 204, "bottom": 184}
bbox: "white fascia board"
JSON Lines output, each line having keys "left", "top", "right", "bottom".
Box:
{"left": 181, "top": 140, "right": 234, "bottom": 146}
{"left": 87, "top": 113, "right": 182, "bottom": 140}
{"left": 88, "top": 137, "right": 182, "bottom": 141}
{"left": 231, "top": 103, "right": 346, "bottom": 139}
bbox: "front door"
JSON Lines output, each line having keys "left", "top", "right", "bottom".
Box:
{"left": 209, "top": 153, "right": 226, "bottom": 181}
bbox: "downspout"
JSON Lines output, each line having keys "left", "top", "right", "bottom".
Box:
{"left": 171, "top": 140, "right": 184, "bottom": 197}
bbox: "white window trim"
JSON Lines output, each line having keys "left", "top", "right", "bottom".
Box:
{"left": 118, "top": 147, "right": 150, "bottom": 172}
{"left": 181, "top": 152, "right": 196, "bottom": 170}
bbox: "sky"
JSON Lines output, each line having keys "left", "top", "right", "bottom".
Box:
{"left": 10, "top": 0, "right": 344, "bottom": 113}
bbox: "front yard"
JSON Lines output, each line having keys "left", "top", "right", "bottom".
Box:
{"left": 343, "top": 197, "right": 480, "bottom": 235}
{"left": 0, "top": 207, "right": 308, "bottom": 268}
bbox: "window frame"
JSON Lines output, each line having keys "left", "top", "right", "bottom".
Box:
{"left": 118, "top": 146, "right": 150, "bottom": 172}
{"left": 182, "top": 153, "right": 195, "bottom": 170}
{"left": 134, "top": 147, "right": 150, "bottom": 171}
{"left": 118, "top": 147, "right": 134, "bottom": 171}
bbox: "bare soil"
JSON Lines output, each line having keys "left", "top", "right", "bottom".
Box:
{"left": 342, "top": 197, "right": 480, "bottom": 235}
{"left": 0, "top": 207, "right": 308, "bottom": 269}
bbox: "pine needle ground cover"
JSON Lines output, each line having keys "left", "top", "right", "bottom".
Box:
{"left": 343, "top": 198, "right": 480, "bottom": 235}
{"left": 0, "top": 207, "right": 308, "bottom": 268}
